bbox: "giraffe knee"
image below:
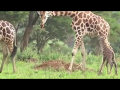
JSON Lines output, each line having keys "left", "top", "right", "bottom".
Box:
{"left": 3, "top": 53, "right": 8, "bottom": 58}
{"left": 72, "top": 49, "right": 78, "bottom": 56}
{"left": 72, "top": 53, "right": 74, "bottom": 56}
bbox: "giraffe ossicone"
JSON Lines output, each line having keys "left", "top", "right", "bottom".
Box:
{"left": 38, "top": 11, "right": 117, "bottom": 75}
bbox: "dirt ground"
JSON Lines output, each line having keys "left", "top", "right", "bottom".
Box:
{"left": 34, "top": 60, "right": 95, "bottom": 72}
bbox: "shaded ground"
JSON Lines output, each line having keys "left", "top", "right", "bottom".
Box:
{"left": 34, "top": 60, "right": 95, "bottom": 72}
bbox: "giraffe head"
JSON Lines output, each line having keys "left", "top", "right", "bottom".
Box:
{"left": 37, "top": 11, "right": 52, "bottom": 28}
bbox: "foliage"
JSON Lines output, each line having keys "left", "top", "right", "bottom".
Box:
{"left": 0, "top": 11, "right": 29, "bottom": 26}
{"left": 45, "top": 17, "right": 73, "bottom": 41}
{"left": 17, "top": 46, "right": 39, "bottom": 61}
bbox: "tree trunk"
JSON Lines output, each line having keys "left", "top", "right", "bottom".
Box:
{"left": 21, "top": 26, "right": 33, "bottom": 52}
{"left": 20, "top": 11, "right": 39, "bottom": 52}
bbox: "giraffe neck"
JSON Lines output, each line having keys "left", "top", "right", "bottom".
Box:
{"left": 51, "top": 11, "right": 77, "bottom": 18}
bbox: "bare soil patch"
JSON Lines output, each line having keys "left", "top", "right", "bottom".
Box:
{"left": 34, "top": 60, "right": 95, "bottom": 72}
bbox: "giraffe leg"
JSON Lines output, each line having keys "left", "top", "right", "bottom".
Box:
{"left": 98, "top": 57, "right": 106, "bottom": 75}
{"left": 11, "top": 56, "right": 16, "bottom": 73}
{"left": 79, "top": 41, "right": 86, "bottom": 71}
{"left": 109, "top": 62, "right": 113, "bottom": 74}
{"left": 109, "top": 61, "right": 117, "bottom": 75}
{"left": 69, "top": 37, "right": 82, "bottom": 71}
{"left": 111, "top": 53, "right": 118, "bottom": 75}
{"left": 113, "top": 61, "right": 118, "bottom": 75}
{"left": 99, "top": 36, "right": 117, "bottom": 75}
{"left": 0, "top": 45, "right": 8, "bottom": 73}
{"left": 106, "top": 61, "right": 109, "bottom": 74}
{"left": 8, "top": 44, "right": 16, "bottom": 73}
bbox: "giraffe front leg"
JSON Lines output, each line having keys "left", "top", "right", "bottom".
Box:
{"left": 69, "top": 37, "right": 82, "bottom": 72}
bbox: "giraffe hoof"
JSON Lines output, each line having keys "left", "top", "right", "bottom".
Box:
{"left": 68, "top": 67, "right": 73, "bottom": 72}
{"left": 78, "top": 63, "right": 86, "bottom": 71}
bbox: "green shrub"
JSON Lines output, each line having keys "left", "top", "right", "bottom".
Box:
{"left": 46, "top": 40, "right": 72, "bottom": 53}
{"left": 17, "top": 47, "right": 39, "bottom": 61}
{"left": 87, "top": 53, "right": 102, "bottom": 65}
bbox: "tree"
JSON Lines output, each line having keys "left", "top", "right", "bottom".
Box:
{"left": 0, "top": 11, "right": 28, "bottom": 26}
{"left": 20, "top": 11, "right": 39, "bottom": 52}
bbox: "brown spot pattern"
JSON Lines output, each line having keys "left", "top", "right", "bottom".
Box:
{"left": 78, "top": 13, "right": 83, "bottom": 18}
{"left": 6, "top": 27, "right": 10, "bottom": 34}
{"left": 2, "top": 22, "right": 6, "bottom": 27}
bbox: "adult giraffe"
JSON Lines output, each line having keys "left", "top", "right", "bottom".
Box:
{"left": 37, "top": 11, "right": 117, "bottom": 75}
{"left": 0, "top": 20, "right": 17, "bottom": 73}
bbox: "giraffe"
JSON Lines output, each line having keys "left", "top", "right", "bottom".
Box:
{"left": 37, "top": 11, "right": 118, "bottom": 75}
{"left": 0, "top": 20, "right": 17, "bottom": 73}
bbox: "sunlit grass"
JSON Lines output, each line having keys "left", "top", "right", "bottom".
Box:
{"left": 0, "top": 58, "right": 119, "bottom": 79}
{"left": 0, "top": 47, "right": 119, "bottom": 79}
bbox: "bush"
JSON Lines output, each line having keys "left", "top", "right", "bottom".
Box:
{"left": 17, "top": 47, "right": 39, "bottom": 61}
{"left": 86, "top": 53, "right": 102, "bottom": 65}
{"left": 45, "top": 40, "right": 72, "bottom": 54}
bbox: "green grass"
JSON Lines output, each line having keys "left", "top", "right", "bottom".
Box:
{"left": 0, "top": 51, "right": 119, "bottom": 79}
{"left": 0, "top": 61, "right": 119, "bottom": 79}
{"left": 0, "top": 43, "right": 120, "bottom": 79}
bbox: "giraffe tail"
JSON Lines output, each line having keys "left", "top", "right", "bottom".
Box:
{"left": 10, "top": 35, "right": 17, "bottom": 58}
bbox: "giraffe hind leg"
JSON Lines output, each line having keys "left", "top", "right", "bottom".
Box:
{"left": 106, "top": 61, "right": 109, "bottom": 74}
{"left": 109, "top": 62, "right": 113, "bottom": 74}
{"left": 113, "top": 61, "right": 118, "bottom": 75}
{"left": 8, "top": 44, "right": 17, "bottom": 73}
{"left": 0, "top": 45, "right": 8, "bottom": 73}
{"left": 11, "top": 55, "right": 16, "bottom": 73}
{"left": 98, "top": 56, "right": 106, "bottom": 75}
{"left": 109, "top": 51, "right": 117, "bottom": 75}
{"left": 69, "top": 36, "right": 83, "bottom": 72}
{"left": 79, "top": 41, "right": 86, "bottom": 71}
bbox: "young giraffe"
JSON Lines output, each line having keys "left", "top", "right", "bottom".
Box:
{"left": 37, "top": 11, "right": 117, "bottom": 75}
{"left": 0, "top": 20, "right": 17, "bottom": 73}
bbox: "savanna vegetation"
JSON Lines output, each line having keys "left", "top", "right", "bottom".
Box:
{"left": 0, "top": 11, "right": 120, "bottom": 79}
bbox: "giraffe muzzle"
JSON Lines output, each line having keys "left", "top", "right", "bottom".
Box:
{"left": 40, "top": 24, "right": 45, "bottom": 29}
